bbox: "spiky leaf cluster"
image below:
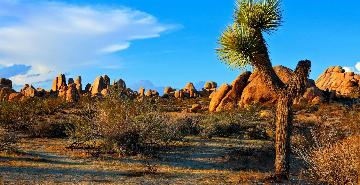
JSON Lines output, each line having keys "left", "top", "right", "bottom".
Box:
{"left": 217, "top": 0, "right": 282, "bottom": 69}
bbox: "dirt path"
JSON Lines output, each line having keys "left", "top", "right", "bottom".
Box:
{"left": 0, "top": 137, "right": 274, "bottom": 184}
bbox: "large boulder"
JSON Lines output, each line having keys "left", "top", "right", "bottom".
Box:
{"left": 0, "top": 78, "right": 12, "bottom": 89}
{"left": 145, "top": 89, "right": 159, "bottom": 97}
{"left": 316, "top": 66, "right": 360, "bottom": 98}
{"left": 239, "top": 66, "right": 293, "bottom": 107}
{"left": 209, "top": 83, "right": 231, "bottom": 112}
{"left": 239, "top": 65, "right": 324, "bottom": 107}
{"left": 216, "top": 71, "right": 251, "bottom": 111}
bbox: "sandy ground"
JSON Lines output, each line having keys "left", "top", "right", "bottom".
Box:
{"left": 0, "top": 136, "right": 283, "bottom": 185}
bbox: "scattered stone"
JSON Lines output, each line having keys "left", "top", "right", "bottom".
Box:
{"left": 190, "top": 104, "right": 202, "bottom": 113}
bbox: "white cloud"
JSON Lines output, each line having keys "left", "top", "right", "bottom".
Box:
{"left": 355, "top": 62, "right": 360, "bottom": 72}
{"left": 0, "top": 1, "right": 174, "bottom": 85}
{"left": 343, "top": 66, "right": 354, "bottom": 72}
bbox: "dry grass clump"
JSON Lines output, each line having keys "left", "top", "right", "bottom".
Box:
{"left": 294, "top": 103, "right": 360, "bottom": 185}
{"left": 0, "top": 97, "right": 68, "bottom": 135}
{"left": 0, "top": 129, "right": 18, "bottom": 152}
{"left": 68, "top": 95, "right": 184, "bottom": 156}
{"left": 198, "top": 107, "right": 272, "bottom": 139}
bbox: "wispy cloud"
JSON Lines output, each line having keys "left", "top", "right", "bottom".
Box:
{"left": 0, "top": 0, "right": 175, "bottom": 85}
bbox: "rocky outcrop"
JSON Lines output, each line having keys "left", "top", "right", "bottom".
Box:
{"left": 209, "top": 84, "right": 231, "bottom": 112}
{"left": 0, "top": 78, "right": 12, "bottom": 89}
{"left": 75, "top": 76, "right": 82, "bottom": 94}
{"left": 66, "top": 83, "right": 80, "bottom": 102}
{"left": 239, "top": 66, "right": 323, "bottom": 107}
{"left": 216, "top": 72, "right": 251, "bottom": 111}
{"left": 209, "top": 66, "right": 324, "bottom": 112}
{"left": 174, "top": 90, "right": 185, "bottom": 99}
{"left": 20, "top": 84, "right": 38, "bottom": 97}
{"left": 8, "top": 93, "right": 23, "bottom": 102}
{"left": 0, "top": 78, "right": 14, "bottom": 101}
{"left": 239, "top": 66, "right": 293, "bottom": 106}
{"left": 91, "top": 76, "right": 107, "bottom": 96}
{"left": 145, "top": 90, "right": 159, "bottom": 97}
{"left": 316, "top": 66, "right": 360, "bottom": 98}
{"left": 163, "top": 87, "right": 175, "bottom": 96}
{"left": 0, "top": 87, "right": 15, "bottom": 101}
{"left": 182, "top": 82, "right": 197, "bottom": 98}
{"left": 52, "top": 74, "right": 66, "bottom": 92}
{"left": 138, "top": 87, "right": 145, "bottom": 97}
{"left": 113, "top": 79, "right": 126, "bottom": 89}
{"left": 58, "top": 85, "right": 67, "bottom": 99}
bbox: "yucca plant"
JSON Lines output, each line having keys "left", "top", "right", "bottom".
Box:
{"left": 217, "top": 0, "right": 311, "bottom": 181}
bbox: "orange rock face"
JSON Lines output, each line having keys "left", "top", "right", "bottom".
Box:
{"left": 316, "top": 66, "right": 360, "bottom": 97}
{"left": 209, "top": 83, "right": 231, "bottom": 112}
{"left": 216, "top": 71, "right": 251, "bottom": 111}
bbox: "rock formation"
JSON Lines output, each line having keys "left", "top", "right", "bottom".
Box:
{"left": 113, "top": 79, "right": 126, "bottom": 89}
{"left": 20, "top": 84, "right": 38, "bottom": 97}
{"left": 8, "top": 93, "right": 23, "bottom": 102}
{"left": 209, "top": 84, "right": 231, "bottom": 112}
{"left": 182, "top": 82, "right": 197, "bottom": 98}
{"left": 145, "top": 89, "right": 159, "bottom": 97}
{"left": 316, "top": 66, "right": 360, "bottom": 98}
{"left": 66, "top": 83, "right": 80, "bottom": 102}
{"left": 0, "top": 78, "right": 12, "bottom": 89}
{"left": 75, "top": 76, "right": 82, "bottom": 94}
{"left": 91, "top": 76, "right": 107, "bottom": 96}
{"left": 216, "top": 72, "right": 251, "bottom": 111}
{"left": 0, "top": 87, "right": 15, "bottom": 101}
{"left": 209, "top": 66, "right": 324, "bottom": 112}
{"left": 52, "top": 74, "right": 66, "bottom": 92}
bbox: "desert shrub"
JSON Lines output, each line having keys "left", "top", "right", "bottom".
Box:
{"left": 198, "top": 107, "right": 271, "bottom": 139}
{"left": 0, "top": 97, "right": 71, "bottom": 138}
{"left": 0, "top": 129, "right": 18, "bottom": 152}
{"left": 68, "top": 96, "right": 183, "bottom": 156}
{"left": 294, "top": 104, "right": 360, "bottom": 185}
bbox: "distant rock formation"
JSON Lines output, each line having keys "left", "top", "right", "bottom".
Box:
{"left": 52, "top": 74, "right": 66, "bottom": 92}
{"left": 20, "top": 84, "right": 38, "bottom": 98}
{"left": 182, "top": 82, "right": 197, "bottom": 98}
{"left": 316, "top": 66, "right": 360, "bottom": 98}
{"left": 66, "top": 83, "right": 80, "bottom": 102}
{"left": 91, "top": 75, "right": 108, "bottom": 96}
{"left": 0, "top": 78, "right": 12, "bottom": 89}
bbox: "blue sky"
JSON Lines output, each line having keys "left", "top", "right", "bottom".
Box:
{"left": 0, "top": 0, "right": 359, "bottom": 91}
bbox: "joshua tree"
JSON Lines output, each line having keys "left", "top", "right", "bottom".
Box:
{"left": 217, "top": 0, "right": 311, "bottom": 181}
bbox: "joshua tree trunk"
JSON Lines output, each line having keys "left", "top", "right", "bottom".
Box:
{"left": 273, "top": 61, "right": 311, "bottom": 181}
{"left": 274, "top": 91, "right": 293, "bottom": 180}
{"left": 250, "top": 31, "right": 311, "bottom": 182}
